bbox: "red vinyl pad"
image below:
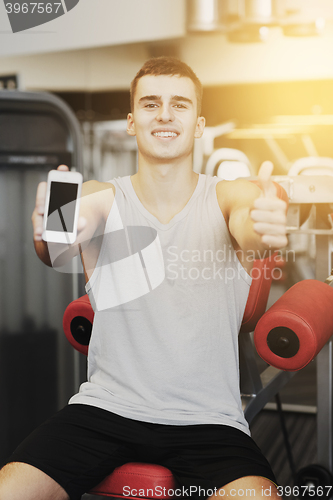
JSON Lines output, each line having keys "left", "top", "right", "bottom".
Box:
{"left": 62, "top": 294, "right": 94, "bottom": 356}
{"left": 241, "top": 254, "right": 277, "bottom": 334}
{"left": 90, "top": 462, "right": 176, "bottom": 498}
{"left": 254, "top": 280, "right": 333, "bottom": 371}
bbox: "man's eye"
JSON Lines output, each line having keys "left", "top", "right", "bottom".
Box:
{"left": 145, "top": 103, "right": 158, "bottom": 108}
{"left": 174, "top": 104, "right": 187, "bottom": 109}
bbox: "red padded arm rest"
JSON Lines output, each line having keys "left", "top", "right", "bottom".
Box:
{"left": 254, "top": 280, "right": 333, "bottom": 371}
{"left": 240, "top": 180, "right": 289, "bottom": 334}
{"left": 63, "top": 294, "right": 94, "bottom": 356}
{"left": 240, "top": 253, "right": 277, "bottom": 334}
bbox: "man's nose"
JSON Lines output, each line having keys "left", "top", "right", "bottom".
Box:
{"left": 156, "top": 104, "right": 175, "bottom": 122}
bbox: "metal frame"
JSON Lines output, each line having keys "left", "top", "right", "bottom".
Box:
{"left": 0, "top": 90, "right": 84, "bottom": 404}
{"left": 0, "top": 90, "right": 83, "bottom": 304}
{"left": 240, "top": 332, "right": 295, "bottom": 424}
{"left": 240, "top": 174, "right": 333, "bottom": 475}
{"left": 0, "top": 91, "right": 83, "bottom": 172}
{"left": 315, "top": 232, "right": 333, "bottom": 473}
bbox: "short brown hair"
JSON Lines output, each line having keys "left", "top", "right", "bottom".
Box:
{"left": 130, "top": 56, "right": 203, "bottom": 115}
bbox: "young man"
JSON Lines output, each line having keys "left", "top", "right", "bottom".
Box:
{"left": 0, "top": 57, "right": 287, "bottom": 500}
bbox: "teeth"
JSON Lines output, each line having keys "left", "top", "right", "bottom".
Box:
{"left": 153, "top": 131, "right": 178, "bottom": 138}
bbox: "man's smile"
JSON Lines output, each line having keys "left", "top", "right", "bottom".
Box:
{"left": 152, "top": 129, "right": 179, "bottom": 139}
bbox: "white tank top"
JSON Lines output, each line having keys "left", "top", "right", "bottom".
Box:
{"left": 69, "top": 174, "right": 252, "bottom": 435}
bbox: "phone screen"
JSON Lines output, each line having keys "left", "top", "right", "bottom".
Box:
{"left": 46, "top": 181, "right": 79, "bottom": 232}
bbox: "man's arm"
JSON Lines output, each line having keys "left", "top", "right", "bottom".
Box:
{"left": 216, "top": 162, "right": 288, "bottom": 260}
{"left": 31, "top": 165, "right": 114, "bottom": 267}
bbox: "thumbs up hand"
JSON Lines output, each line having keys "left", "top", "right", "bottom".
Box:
{"left": 250, "top": 161, "right": 288, "bottom": 249}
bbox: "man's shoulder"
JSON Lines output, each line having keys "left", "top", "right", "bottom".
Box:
{"left": 80, "top": 180, "right": 115, "bottom": 222}
{"left": 82, "top": 179, "right": 115, "bottom": 197}
{"left": 216, "top": 178, "right": 259, "bottom": 199}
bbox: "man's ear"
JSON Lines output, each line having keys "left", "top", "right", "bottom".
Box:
{"left": 194, "top": 116, "right": 205, "bottom": 139}
{"left": 127, "top": 113, "right": 136, "bottom": 136}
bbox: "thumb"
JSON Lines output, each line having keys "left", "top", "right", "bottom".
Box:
{"left": 257, "top": 161, "right": 276, "bottom": 198}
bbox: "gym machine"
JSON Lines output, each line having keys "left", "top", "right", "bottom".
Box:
{"left": 0, "top": 90, "right": 83, "bottom": 465}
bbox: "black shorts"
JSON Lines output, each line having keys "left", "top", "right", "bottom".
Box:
{"left": 7, "top": 404, "right": 276, "bottom": 500}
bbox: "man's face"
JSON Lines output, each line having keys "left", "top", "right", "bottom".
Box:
{"left": 127, "top": 75, "right": 205, "bottom": 163}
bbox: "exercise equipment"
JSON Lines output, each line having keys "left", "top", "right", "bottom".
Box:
{"left": 278, "top": 167, "right": 333, "bottom": 481}
{"left": 275, "top": 168, "right": 333, "bottom": 494}
{"left": 254, "top": 279, "right": 333, "bottom": 371}
{"left": 295, "top": 464, "right": 333, "bottom": 499}
{"left": 0, "top": 90, "right": 83, "bottom": 464}
{"left": 205, "top": 147, "right": 252, "bottom": 179}
{"left": 288, "top": 156, "right": 333, "bottom": 177}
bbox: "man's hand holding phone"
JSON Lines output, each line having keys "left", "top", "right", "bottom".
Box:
{"left": 32, "top": 164, "right": 114, "bottom": 270}
{"left": 32, "top": 165, "right": 86, "bottom": 266}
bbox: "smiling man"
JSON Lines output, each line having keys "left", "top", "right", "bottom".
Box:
{"left": 0, "top": 57, "right": 287, "bottom": 500}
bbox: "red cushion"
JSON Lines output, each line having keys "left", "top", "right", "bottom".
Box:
{"left": 254, "top": 280, "right": 333, "bottom": 371}
{"left": 89, "top": 462, "right": 177, "bottom": 498}
{"left": 240, "top": 254, "right": 277, "bottom": 334}
{"left": 62, "top": 294, "right": 94, "bottom": 355}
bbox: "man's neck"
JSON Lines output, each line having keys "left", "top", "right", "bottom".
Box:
{"left": 130, "top": 158, "right": 199, "bottom": 224}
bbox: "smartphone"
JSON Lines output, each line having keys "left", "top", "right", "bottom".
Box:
{"left": 42, "top": 169, "right": 83, "bottom": 244}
